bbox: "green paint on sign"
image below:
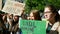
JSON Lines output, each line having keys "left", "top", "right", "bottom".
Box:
{"left": 20, "top": 20, "right": 46, "bottom": 34}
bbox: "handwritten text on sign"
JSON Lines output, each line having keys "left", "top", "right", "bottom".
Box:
{"left": 2, "top": 1, "right": 25, "bottom": 16}
{"left": 20, "top": 20, "right": 46, "bottom": 34}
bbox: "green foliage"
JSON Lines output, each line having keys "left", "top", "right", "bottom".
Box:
{"left": 25, "top": 0, "right": 60, "bottom": 13}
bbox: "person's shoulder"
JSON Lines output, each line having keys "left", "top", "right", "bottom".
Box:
{"left": 54, "top": 21, "right": 60, "bottom": 25}
{"left": 51, "top": 21, "right": 60, "bottom": 31}
{"left": 56, "top": 21, "right": 60, "bottom": 34}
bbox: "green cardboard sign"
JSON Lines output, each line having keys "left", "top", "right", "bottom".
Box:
{"left": 20, "top": 20, "right": 46, "bottom": 34}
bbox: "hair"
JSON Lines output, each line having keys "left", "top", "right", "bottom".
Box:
{"left": 0, "top": 14, "right": 5, "bottom": 29}
{"left": 3, "top": 14, "right": 7, "bottom": 22}
{"left": 30, "top": 10, "right": 41, "bottom": 20}
{"left": 45, "top": 5, "right": 60, "bottom": 22}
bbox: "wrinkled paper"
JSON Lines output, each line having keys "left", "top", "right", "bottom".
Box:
{"left": 2, "top": 1, "right": 25, "bottom": 16}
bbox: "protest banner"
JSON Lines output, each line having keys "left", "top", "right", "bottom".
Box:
{"left": 20, "top": 20, "right": 46, "bottom": 34}
{"left": 0, "top": 0, "right": 2, "bottom": 10}
{"left": 2, "top": 1, "right": 25, "bottom": 16}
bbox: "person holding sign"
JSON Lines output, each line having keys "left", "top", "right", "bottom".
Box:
{"left": 27, "top": 10, "right": 41, "bottom": 20}
{"left": 20, "top": 10, "right": 46, "bottom": 34}
{"left": 44, "top": 5, "right": 60, "bottom": 34}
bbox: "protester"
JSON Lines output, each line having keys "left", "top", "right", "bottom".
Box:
{"left": 44, "top": 5, "right": 60, "bottom": 34}
{"left": 27, "top": 9, "right": 41, "bottom": 20}
{"left": 2, "top": 14, "right": 10, "bottom": 34}
{"left": 3, "top": 14, "right": 8, "bottom": 29}
{"left": 0, "top": 14, "right": 6, "bottom": 34}
{"left": 6, "top": 14, "right": 13, "bottom": 34}
{"left": 7, "top": 14, "right": 13, "bottom": 27}
{"left": 8, "top": 15, "right": 20, "bottom": 34}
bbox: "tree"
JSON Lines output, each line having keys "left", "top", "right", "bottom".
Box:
{"left": 25, "top": 0, "right": 60, "bottom": 13}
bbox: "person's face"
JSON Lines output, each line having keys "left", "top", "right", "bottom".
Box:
{"left": 44, "top": 7, "right": 54, "bottom": 21}
{"left": 13, "top": 16, "right": 19, "bottom": 21}
{"left": 29, "top": 13, "right": 35, "bottom": 20}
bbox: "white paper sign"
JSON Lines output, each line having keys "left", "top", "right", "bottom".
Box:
{"left": 2, "top": 1, "right": 25, "bottom": 16}
{"left": 0, "top": 0, "right": 2, "bottom": 10}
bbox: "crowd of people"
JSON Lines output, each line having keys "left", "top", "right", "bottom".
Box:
{"left": 0, "top": 4, "right": 60, "bottom": 34}
{"left": 0, "top": 13, "right": 21, "bottom": 34}
{"left": 27, "top": 5, "right": 60, "bottom": 34}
